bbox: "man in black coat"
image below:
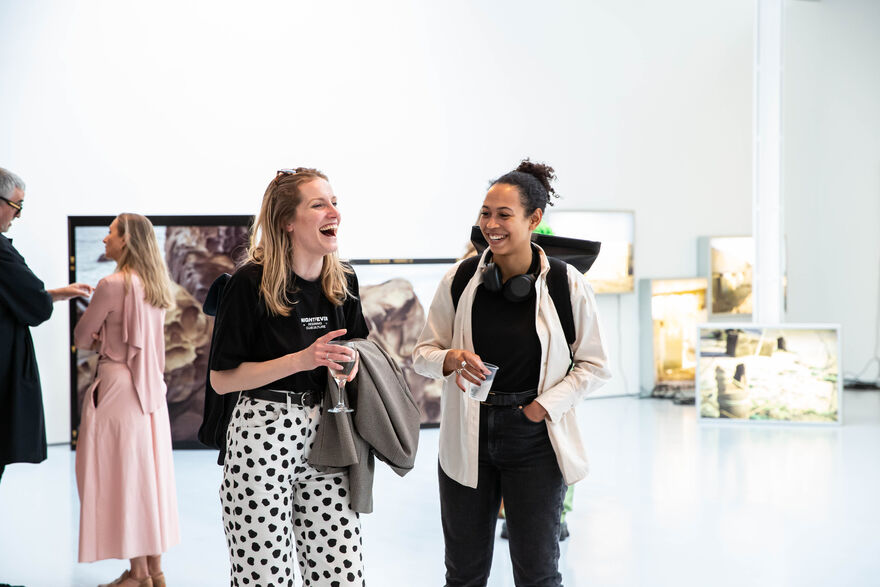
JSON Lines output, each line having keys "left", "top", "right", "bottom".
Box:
{"left": 0, "top": 167, "right": 93, "bottom": 484}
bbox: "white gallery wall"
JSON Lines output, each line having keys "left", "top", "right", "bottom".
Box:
{"left": 0, "top": 0, "right": 755, "bottom": 443}
{"left": 783, "top": 0, "right": 880, "bottom": 383}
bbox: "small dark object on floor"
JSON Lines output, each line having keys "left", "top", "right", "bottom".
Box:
{"left": 651, "top": 383, "right": 695, "bottom": 400}
{"left": 673, "top": 393, "right": 695, "bottom": 405}
{"left": 559, "top": 521, "right": 570, "bottom": 541}
{"left": 500, "top": 520, "right": 570, "bottom": 541}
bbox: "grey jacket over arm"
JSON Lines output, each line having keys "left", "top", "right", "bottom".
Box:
{"left": 308, "top": 339, "right": 421, "bottom": 514}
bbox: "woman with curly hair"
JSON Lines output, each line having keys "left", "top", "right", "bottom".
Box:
{"left": 414, "top": 160, "right": 611, "bottom": 586}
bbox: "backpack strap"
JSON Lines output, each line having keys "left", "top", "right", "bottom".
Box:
{"left": 451, "top": 255, "right": 576, "bottom": 360}
{"left": 451, "top": 256, "right": 480, "bottom": 311}
{"left": 546, "top": 257, "right": 575, "bottom": 348}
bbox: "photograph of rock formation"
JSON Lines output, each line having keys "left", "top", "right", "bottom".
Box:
{"left": 697, "top": 326, "right": 840, "bottom": 423}
{"left": 353, "top": 261, "right": 457, "bottom": 426}
{"left": 70, "top": 217, "right": 251, "bottom": 447}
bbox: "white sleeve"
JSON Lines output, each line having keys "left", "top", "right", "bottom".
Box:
{"left": 535, "top": 265, "right": 612, "bottom": 422}
{"left": 411, "top": 264, "right": 459, "bottom": 380}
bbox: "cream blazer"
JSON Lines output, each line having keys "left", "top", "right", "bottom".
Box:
{"left": 412, "top": 246, "right": 611, "bottom": 488}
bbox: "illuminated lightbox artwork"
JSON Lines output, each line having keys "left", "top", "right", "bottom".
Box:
{"left": 69, "top": 216, "right": 251, "bottom": 448}
{"left": 541, "top": 210, "right": 634, "bottom": 294}
{"left": 638, "top": 278, "right": 708, "bottom": 399}
{"left": 349, "top": 259, "right": 457, "bottom": 426}
{"left": 697, "top": 325, "right": 841, "bottom": 423}
{"left": 697, "top": 236, "right": 753, "bottom": 319}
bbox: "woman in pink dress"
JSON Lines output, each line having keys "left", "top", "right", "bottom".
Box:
{"left": 74, "top": 213, "right": 180, "bottom": 587}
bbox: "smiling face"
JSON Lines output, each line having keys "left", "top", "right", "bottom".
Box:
{"left": 286, "top": 178, "right": 341, "bottom": 262}
{"left": 479, "top": 183, "right": 541, "bottom": 259}
{"left": 0, "top": 187, "right": 24, "bottom": 233}
{"left": 102, "top": 217, "right": 126, "bottom": 261}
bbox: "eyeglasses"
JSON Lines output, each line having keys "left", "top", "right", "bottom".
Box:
{"left": 0, "top": 195, "right": 22, "bottom": 214}
{"left": 277, "top": 168, "right": 303, "bottom": 177}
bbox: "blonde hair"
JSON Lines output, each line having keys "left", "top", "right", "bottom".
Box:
{"left": 247, "top": 168, "right": 353, "bottom": 316}
{"left": 115, "top": 213, "right": 174, "bottom": 309}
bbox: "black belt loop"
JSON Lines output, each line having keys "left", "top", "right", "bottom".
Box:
{"left": 480, "top": 389, "right": 538, "bottom": 407}
{"left": 242, "top": 388, "right": 320, "bottom": 408}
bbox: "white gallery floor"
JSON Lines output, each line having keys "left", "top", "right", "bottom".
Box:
{"left": 2, "top": 392, "right": 879, "bottom": 587}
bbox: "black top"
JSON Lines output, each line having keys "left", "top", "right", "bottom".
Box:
{"left": 471, "top": 249, "right": 542, "bottom": 393}
{"left": 210, "top": 262, "right": 369, "bottom": 394}
{"left": 0, "top": 235, "right": 53, "bottom": 466}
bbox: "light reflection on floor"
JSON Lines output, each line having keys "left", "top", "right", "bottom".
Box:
{"left": 1, "top": 392, "right": 878, "bottom": 587}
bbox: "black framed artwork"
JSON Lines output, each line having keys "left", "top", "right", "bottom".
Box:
{"left": 349, "top": 258, "right": 458, "bottom": 427}
{"left": 68, "top": 215, "right": 252, "bottom": 448}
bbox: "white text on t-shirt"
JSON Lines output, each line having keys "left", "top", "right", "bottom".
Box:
{"left": 301, "top": 316, "right": 329, "bottom": 331}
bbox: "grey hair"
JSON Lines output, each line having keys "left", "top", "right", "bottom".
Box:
{"left": 0, "top": 167, "right": 26, "bottom": 201}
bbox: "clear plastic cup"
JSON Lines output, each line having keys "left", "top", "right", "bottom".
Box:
{"left": 467, "top": 363, "right": 499, "bottom": 401}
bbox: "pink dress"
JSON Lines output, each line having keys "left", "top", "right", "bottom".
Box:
{"left": 74, "top": 271, "right": 180, "bottom": 562}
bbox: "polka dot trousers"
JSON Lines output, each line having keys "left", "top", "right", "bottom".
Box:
{"left": 221, "top": 397, "right": 365, "bottom": 586}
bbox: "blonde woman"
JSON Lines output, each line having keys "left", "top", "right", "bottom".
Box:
{"left": 74, "top": 214, "right": 180, "bottom": 587}
{"left": 210, "top": 168, "right": 369, "bottom": 586}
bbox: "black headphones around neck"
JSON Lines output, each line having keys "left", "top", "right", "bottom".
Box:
{"left": 480, "top": 250, "right": 539, "bottom": 302}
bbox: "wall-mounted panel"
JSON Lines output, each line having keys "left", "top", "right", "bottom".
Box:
{"left": 542, "top": 210, "right": 634, "bottom": 294}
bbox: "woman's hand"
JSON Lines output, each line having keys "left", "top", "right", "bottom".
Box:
{"left": 292, "top": 329, "right": 356, "bottom": 373}
{"left": 212, "top": 330, "right": 356, "bottom": 395}
{"left": 49, "top": 282, "right": 95, "bottom": 302}
{"left": 522, "top": 401, "right": 548, "bottom": 423}
{"left": 443, "top": 349, "right": 491, "bottom": 392}
{"left": 90, "top": 331, "right": 102, "bottom": 351}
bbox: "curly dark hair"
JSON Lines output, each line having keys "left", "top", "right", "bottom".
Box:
{"left": 490, "top": 158, "right": 559, "bottom": 215}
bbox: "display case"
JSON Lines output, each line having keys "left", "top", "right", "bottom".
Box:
{"left": 697, "top": 236, "right": 753, "bottom": 320}
{"left": 638, "top": 277, "right": 708, "bottom": 399}
{"left": 696, "top": 324, "right": 841, "bottom": 424}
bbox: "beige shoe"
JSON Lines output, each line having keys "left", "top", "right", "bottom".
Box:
{"left": 151, "top": 572, "right": 166, "bottom": 587}
{"left": 98, "top": 570, "right": 154, "bottom": 587}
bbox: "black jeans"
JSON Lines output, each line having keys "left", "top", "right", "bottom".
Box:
{"left": 439, "top": 403, "right": 567, "bottom": 587}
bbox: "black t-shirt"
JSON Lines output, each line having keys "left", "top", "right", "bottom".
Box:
{"left": 209, "top": 263, "right": 369, "bottom": 393}
{"left": 471, "top": 250, "right": 542, "bottom": 393}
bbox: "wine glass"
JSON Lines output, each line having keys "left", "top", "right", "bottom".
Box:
{"left": 327, "top": 340, "right": 355, "bottom": 413}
